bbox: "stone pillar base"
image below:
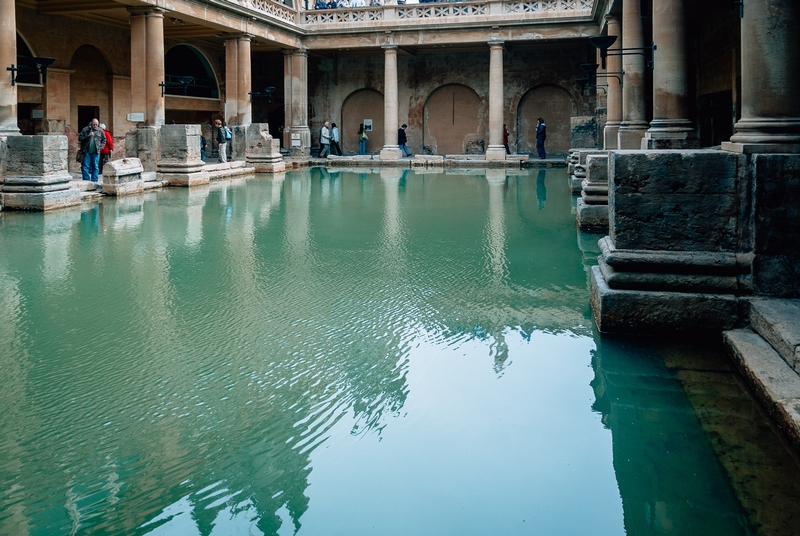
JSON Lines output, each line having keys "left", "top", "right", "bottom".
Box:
{"left": 617, "top": 124, "right": 648, "bottom": 150}
{"left": 379, "top": 145, "right": 403, "bottom": 160}
{"left": 1, "top": 135, "right": 80, "bottom": 211}
{"left": 161, "top": 172, "right": 210, "bottom": 187}
{"left": 136, "top": 126, "right": 160, "bottom": 172}
{"left": 102, "top": 158, "right": 144, "bottom": 196}
{"left": 287, "top": 127, "right": 310, "bottom": 158}
{"left": 2, "top": 187, "right": 80, "bottom": 211}
{"left": 484, "top": 145, "right": 507, "bottom": 161}
{"left": 603, "top": 124, "right": 620, "bottom": 150}
{"left": 576, "top": 199, "right": 608, "bottom": 230}
{"left": 245, "top": 123, "right": 286, "bottom": 173}
{"left": 590, "top": 265, "right": 743, "bottom": 333}
{"left": 721, "top": 142, "right": 800, "bottom": 154}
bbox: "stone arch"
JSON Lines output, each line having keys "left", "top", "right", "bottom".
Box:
{"left": 341, "top": 88, "right": 384, "bottom": 154}
{"left": 164, "top": 44, "right": 220, "bottom": 99}
{"left": 69, "top": 45, "right": 111, "bottom": 131}
{"left": 423, "top": 83, "right": 484, "bottom": 155}
{"left": 15, "top": 32, "right": 40, "bottom": 85}
{"left": 517, "top": 84, "right": 575, "bottom": 156}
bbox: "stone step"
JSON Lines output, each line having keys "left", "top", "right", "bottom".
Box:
{"left": 723, "top": 328, "right": 800, "bottom": 450}
{"left": 749, "top": 299, "right": 800, "bottom": 373}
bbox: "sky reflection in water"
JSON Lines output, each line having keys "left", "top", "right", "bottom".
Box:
{"left": 0, "top": 167, "right": 792, "bottom": 535}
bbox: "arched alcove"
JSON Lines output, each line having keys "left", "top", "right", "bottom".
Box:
{"left": 16, "top": 33, "right": 40, "bottom": 85}
{"left": 69, "top": 45, "right": 111, "bottom": 131}
{"left": 517, "top": 85, "right": 574, "bottom": 155}
{"left": 423, "top": 83, "right": 484, "bottom": 155}
{"left": 164, "top": 45, "right": 219, "bottom": 99}
{"left": 341, "top": 89, "right": 384, "bottom": 154}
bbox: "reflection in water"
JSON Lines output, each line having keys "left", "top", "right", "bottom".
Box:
{"left": 0, "top": 169, "right": 798, "bottom": 535}
{"left": 536, "top": 168, "right": 547, "bottom": 209}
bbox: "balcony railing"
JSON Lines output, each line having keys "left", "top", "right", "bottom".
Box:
{"left": 302, "top": 0, "right": 594, "bottom": 25}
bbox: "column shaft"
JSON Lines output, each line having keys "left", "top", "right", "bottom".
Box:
{"left": 0, "top": 0, "right": 19, "bottom": 135}
{"left": 486, "top": 41, "right": 506, "bottom": 161}
{"left": 225, "top": 37, "right": 239, "bottom": 125}
{"left": 379, "top": 44, "right": 402, "bottom": 160}
{"left": 128, "top": 10, "right": 147, "bottom": 121}
{"left": 144, "top": 10, "right": 165, "bottom": 127}
{"left": 726, "top": 0, "right": 800, "bottom": 150}
{"left": 617, "top": 0, "right": 648, "bottom": 149}
{"left": 283, "top": 50, "right": 293, "bottom": 149}
{"left": 288, "top": 49, "right": 309, "bottom": 157}
{"left": 237, "top": 37, "right": 252, "bottom": 126}
{"left": 644, "top": 0, "right": 695, "bottom": 148}
{"left": 603, "top": 15, "right": 622, "bottom": 149}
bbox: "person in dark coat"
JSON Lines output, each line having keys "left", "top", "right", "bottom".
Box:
{"left": 503, "top": 123, "right": 510, "bottom": 154}
{"left": 398, "top": 124, "right": 411, "bottom": 157}
{"left": 536, "top": 117, "right": 547, "bottom": 159}
{"left": 78, "top": 118, "right": 107, "bottom": 183}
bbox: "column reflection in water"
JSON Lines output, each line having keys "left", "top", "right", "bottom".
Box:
{"left": 184, "top": 184, "right": 210, "bottom": 249}
{"left": 590, "top": 336, "right": 749, "bottom": 535}
{"left": 380, "top": 168, "right": 407, "bottom": 256}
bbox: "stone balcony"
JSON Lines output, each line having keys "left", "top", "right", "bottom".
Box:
{"left": 238, "top": 0, "right": 595, "bottom": 31}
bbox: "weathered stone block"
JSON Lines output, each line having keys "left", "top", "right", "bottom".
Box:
{"left": 751, "top": 154, "right": 800, "bottom": 297}
{"left": 609, "top": 150, "right": 742, "bottom": 252}
{"left": 1, "top": 135, "right": 79, "bottom": 211}
{"left": 570, "top": 116, "right": 596, "bottom": 149}
{"left": 159, "top": 124, "right": 204, "bottom": 171}
{"left": 576, "top": 198, "right": 608, "bottom": 230}
{"left": 102, "top": 157, "right": 144, "bottom": 196}
{"left": 245, "top": 123, "right": 286, "bottom": 173}
{"left": 136, "top": 127, "right": 160, "bottom": 172}
{"left": 231, "top": 125, "right": 248, "bottom": 162}
{"left": 590, "top": 265, "right": 743, "bottom": 333}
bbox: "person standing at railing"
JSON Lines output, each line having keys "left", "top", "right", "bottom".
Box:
{"left": 351, "top": 0, "right": 365, "bottom": 7}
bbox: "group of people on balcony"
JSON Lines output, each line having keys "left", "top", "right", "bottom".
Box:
{"left": 312, "top": 0, "right": 462, "bottom": 9}
{"left": 313, "top": 0, "right": 378, "bottom": 9}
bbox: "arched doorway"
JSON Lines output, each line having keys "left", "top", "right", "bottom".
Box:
{"left": 341, "top": 89, "right": 383, "bottom": 154}
{"left": 164, "top": 45, "right": 220, "bottom": 124}
{"left": 423, "top": 84, "right": 484, "bottom": 155}
{"left": 517, "top": 85, "right": 574, "bottom": 156}
{"left": 70, "top": 45, "right": 111, "bottom": 132}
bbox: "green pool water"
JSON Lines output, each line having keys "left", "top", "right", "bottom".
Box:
{"left": 1, "top": 167, "right": 799, "bottom": 535}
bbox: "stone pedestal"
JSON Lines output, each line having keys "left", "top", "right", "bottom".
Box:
{"left": 569, "top": 164, "right": 586, "bottom": 194}
{"left": 576, "top": 154, "right": 609, "bottom": 230}
{"left": 231, "top": 125, "right": 247, "bottom": 162}
{"left": 590, "top": 149, "right": 750, "bottom": 333}
{"left": 1, "top": 135, "right": 80, "bottom": 211}
{"left": 102, "top": 157, "right": 144, "bottom": 196}
{"left": 245, "top": 123, "right": 286, "bottom": 172}
{"left": 569, "top": 150, "right": 605, "bottom": 193}
{"left": 158, "top": 124, "right": 208, "bottom": 186}
{"left": 134, "top": 126, "right": 160, "bottom": 172}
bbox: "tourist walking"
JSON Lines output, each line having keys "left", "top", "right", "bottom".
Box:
{"left": 503, "top": 123, "right": 510, "bottom": 155}
{"left": 78, "top": 118, "right": 107, "bottom": 183}
{"left": 536, "top": 117, "right": 547, "bottom": 159}
{"left": 358, "top": 123, "right": 368, "bottom": 155}
{"left": 398, "top": 124, "right": 411, "bottom": 157}
{"left": 99, "top": 123, "right": 114, "bottom": 171}
{"left": 331, "top": 123, "right": 342, "bottom": 155}
{"left": 214, "top": 119, "right": 229, "bottom": 163}
{"left": 200, "top": 133, "right": 207, "bottom": 162}
{"left": 319, "top": 121, "right": 331, "bottom": 158}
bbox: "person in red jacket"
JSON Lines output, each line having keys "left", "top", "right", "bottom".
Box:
{"left": 99, "top": 123, "right": 114, "bottom": 171}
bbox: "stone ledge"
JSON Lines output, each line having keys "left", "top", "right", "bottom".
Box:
{"left": 723, "top": 328, "right": 800, "bottom": 451}
{"left": 590, "top": 265, "right": 744, "bottom": 333}
{"left": 750, "top": 299, "right": 800, "bottom": 373}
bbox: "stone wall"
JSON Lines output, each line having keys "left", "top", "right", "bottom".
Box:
{"left": 307, "top": 43, "right": 595, "bottom": 156}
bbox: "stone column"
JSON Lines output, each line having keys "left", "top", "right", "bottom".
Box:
{"left": 617, "top": 0, "right": 649, "bottom": 149}
{"left": 283, "top": 50, "right": 293, "bottom": 149}
{"left": 723, "top": 0, "right": 800, "bottom": 152}
{"left": 380, "top": 44, "right": 402, "bottom": 160}
{"left": 643, "top": 0, "right": 695, "bottom": 149}
{"left": 145, "top": 9, "right": 165, "bottom": 127}
{"left": 485, "top": 40, "right": 507, "bottom": 161}
{"left": 237, "top": 36, "right": 252, "bottom": 126}
{"left": 0, "top": 0, "right": 19, "bottom": 136}
{"left": 603, "top": 15, "right": 622, "bottom": 150}
{"left": 225, "top": 36, "right": 239, "bottom": 125}
{"left": 128, "top": 8, "right": 147, "bottom": 122}
{"left": 287, "top": 49, "right": 310, "bottom": 158}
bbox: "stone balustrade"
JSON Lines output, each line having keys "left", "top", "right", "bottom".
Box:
{"left": 302, "top": 0, "right": 593, "bottom": 26}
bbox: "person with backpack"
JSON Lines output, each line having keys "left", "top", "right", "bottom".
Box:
{"left": 214, "top": 119, "right": 231, "bottom": 163}
{"left": 358, "top": 124, "right": 368, "bottom": 155}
